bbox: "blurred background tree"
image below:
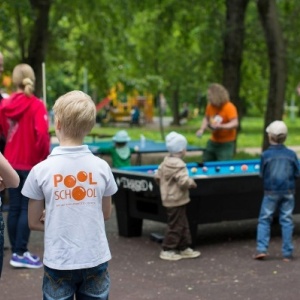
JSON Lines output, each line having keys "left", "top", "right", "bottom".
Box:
{"left": 1, "top": 0, "right": 300, "bottom": 149}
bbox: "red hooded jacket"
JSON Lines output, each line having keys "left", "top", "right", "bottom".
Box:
{"left": 0, "top": 92, "right": 50, "bottom": 170}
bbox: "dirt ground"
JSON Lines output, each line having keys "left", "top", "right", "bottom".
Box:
{"left": 2, "top": 208, "right": 300, "bottom": 300}
{"left": 2, "top": 121, "right": 300, "bottom": 299}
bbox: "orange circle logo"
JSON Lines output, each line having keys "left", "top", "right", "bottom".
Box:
{"left": 77, "top": 171, "right": 88, "bottom": 182}
{"left": 64, "top": 175, "right": 76, "bottom": 188}
{"left": 72, "top": 186, "right": 86, "bottom": 201}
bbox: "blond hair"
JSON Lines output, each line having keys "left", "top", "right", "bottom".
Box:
{"left": 12, "top": 64, "right": 35, "bottom": 96}
{"left": 53, "top": 90, "right": 96, "bottom": 139}
{"left": 207, "top": 83, "right": 230, "bottom": 106}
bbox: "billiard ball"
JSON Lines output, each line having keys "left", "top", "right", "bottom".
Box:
{"left": 202, "top": 166, "right": 208, "bottom": 172}
{"left": 254, "top": 164, "right": 260, "bottom": 170}
{"left": 241, "top": 164, "right": 248, "bottom": 171}
{"left": 215, "top": 166, "right": 221, "bottom": 172}
{"left": 147, "top": 170, "right": 153, "bottom": 174}
{"left": 229, "top": 166, "right": 235, "bottom": 171}
{"left": 134, "top": 145, "right": 140, "bottom": 151}
{"left": 191, "top": 167, "right": 198, "bottom": 174}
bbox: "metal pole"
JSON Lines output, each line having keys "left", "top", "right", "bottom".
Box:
{"left": 42, "top": 62, "right": 46, "bottom": 105}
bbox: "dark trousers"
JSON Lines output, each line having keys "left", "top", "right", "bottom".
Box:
{"left": 0, "top": 212, "right": 4, "bottom": 277}
{"left": 7, "top": 170, "right": 30, "bottom": 255}
{"left": 162, "top": 205, "right": 192, "bottom": 251}
{"left": 203, "top": 139, "right": 235, "bottom": 162}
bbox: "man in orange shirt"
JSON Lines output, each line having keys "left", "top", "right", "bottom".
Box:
{"left": 196, "top": 83, "right": 238, "bottom": 162}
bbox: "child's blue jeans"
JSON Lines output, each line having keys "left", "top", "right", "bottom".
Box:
{"left": 43, "top": 262, "right": 110, "bottom": 300}
{"left": 256, "top": 193, "right": 294, "bottom": 258}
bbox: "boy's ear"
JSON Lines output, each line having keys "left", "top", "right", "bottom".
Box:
{"left": 55, "top": 119, "right": 61, "bottom": 130}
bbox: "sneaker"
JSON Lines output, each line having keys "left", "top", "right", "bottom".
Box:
{"left": 10, "top": 252, "right": 43, "bottom": 269}
{"left": 180, "top": 248, "right": 201, "bottom": 259}
{"left": 283, "top": 256, "right": 293, "bottom": 262}
{"left": 23, "top": 252, "right": 40, "bottom": 261}
{"left": 253, "top": 252, "right": 267, "bottom": 260}
{"left": 159, "top": 250, "right": 182, "bottom": 261}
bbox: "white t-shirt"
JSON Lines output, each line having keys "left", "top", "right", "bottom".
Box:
{"left": 22, "top": 145, "right": 118, "bottom": 270}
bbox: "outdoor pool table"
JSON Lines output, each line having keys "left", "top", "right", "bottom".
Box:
{"left": 112, "top": 159, "right": 300, "bottom": 244}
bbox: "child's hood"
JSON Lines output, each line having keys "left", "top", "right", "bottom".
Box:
{"left": 160, "top": 156, "right": 186, "bottom": 179}
{"left": 1, "top": 92, "right": 36, "bottom": 121}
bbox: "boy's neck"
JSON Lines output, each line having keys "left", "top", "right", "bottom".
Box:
{"left": 170, "top": 152, "right": 184, "bottom": 158}
{"left": 55, "top": 129, "right": 85, "bottom": 146}
{"left": 269, "top": 141, "right": 282, "bottom": 146}
{"left": 58, "top": 136, "right": 84, "bottom": 147}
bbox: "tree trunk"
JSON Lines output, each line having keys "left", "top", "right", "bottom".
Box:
{"left": 171, "top": 85, "right": 180, "bottom": 126}
{"left": 222, "top": 0, "right": 249, "bottom": 124}
{"left": 257, "top": 0, "right": 287, "bottom": 150}
{"left": 25, "top": 0, "right": 52, "bottom": 99}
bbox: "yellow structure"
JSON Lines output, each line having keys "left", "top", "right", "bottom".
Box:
{"left": 103, "top": 84, "right": 154, "bottom": 124}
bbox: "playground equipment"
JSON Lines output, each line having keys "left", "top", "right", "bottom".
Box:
{"left": 96, "top": 84, "right": 154, "bottom": 124}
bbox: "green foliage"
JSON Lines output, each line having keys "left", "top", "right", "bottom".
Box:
{"left": 1, "top": 0, "right": 300, "bottom": 115}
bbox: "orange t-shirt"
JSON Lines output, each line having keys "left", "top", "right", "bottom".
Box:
{"left": 205, "top": 101, "right": 238, "bottom": 143}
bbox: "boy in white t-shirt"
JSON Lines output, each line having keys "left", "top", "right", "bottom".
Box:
{"left": 22, "top": 90, "right": 118, "bottom": 300}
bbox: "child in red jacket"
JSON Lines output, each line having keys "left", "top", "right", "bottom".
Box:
{"left": 0, "top": 63, "right": 50, "bottom": 268}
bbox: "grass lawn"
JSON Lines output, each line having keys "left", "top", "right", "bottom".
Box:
{"left": 84, "top": 116, "right": 300, "bottom": 145}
